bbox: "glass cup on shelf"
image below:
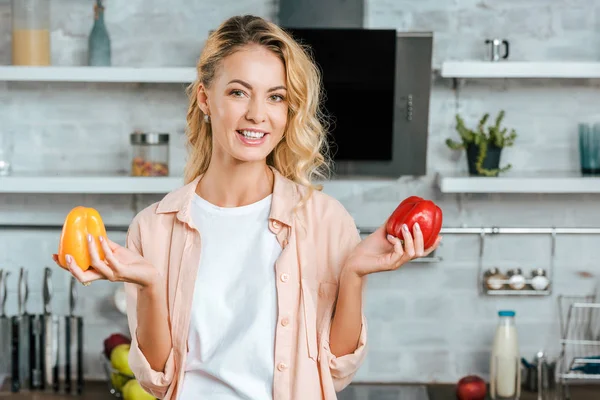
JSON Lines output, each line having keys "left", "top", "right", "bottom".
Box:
{"left": 578, "top": 123, "right": 600, "bottom": 176}
{"left": 0, "top": 130, "right": 14, "bottom": 176}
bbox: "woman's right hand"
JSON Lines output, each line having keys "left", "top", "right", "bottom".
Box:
{"left": 51, "top": 233, "right": 161, "bottom": 288}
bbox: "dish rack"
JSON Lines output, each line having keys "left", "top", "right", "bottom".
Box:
{"left": 556, "top": 289, "right": 600, "bottom": 400}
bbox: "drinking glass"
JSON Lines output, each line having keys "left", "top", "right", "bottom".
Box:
{"left": 0, "top": 130, "right": 14, "bottom": 176}
{"left": 578, "top": 123, "right": 600, "bottom": 176}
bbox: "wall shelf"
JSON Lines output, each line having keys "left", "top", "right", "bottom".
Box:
{"left": 484, "top": 289, "right": 551, "bottom": 296}
{"left": 0, "top": 174, "right": 396, "bottom": 194}
{"left": 0, "top": 175, "right": 184, "bottom": 194}
{"left": 0, "top": 66, "right": 197, "bottom": 83}
{"left": 437, "top": 173, "right": 600, "bottom": 194}
{"left": 440, "top": 61, "right": 600, "bottom": 79}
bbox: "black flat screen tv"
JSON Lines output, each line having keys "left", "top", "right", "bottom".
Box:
{"left": 285, "top": 28, "right": 397, "bottom": 161}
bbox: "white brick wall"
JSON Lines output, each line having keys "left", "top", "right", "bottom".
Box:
{"left": 1, "top": 0, "right": 599, "bottom": 384}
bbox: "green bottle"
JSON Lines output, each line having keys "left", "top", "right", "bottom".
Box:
{"left": 88, "top": 0, "right": 111, "bottom": 66}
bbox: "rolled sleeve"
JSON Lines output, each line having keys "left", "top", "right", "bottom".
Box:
{"left": 128, "top": 327, "right": 176, "bottom": 398}
{"left": 322, "top": 315, "right": 368, "bottom": 392}
{"left": 124, "top": 217, "right": 176, "bottom": 399}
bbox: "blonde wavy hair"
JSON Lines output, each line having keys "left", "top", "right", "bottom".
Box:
{"left": 184, "top": 15, "right": 332, "bottom": 193}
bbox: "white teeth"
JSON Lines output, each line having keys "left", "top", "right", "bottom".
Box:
{"left": 240, "top": 130, "right": 265, "bottom": 139}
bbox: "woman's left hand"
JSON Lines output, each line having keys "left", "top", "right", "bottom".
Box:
{"left": 344, "top": 221, "right": 441, "bottom": 278}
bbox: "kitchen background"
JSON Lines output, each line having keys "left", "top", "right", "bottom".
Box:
{"left": 1, "top": 0, "right": 600, "bottom": 386}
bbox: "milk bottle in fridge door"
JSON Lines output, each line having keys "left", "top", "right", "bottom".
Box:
{"left": 490, "top": 310, "right": 521, "bottom": 400}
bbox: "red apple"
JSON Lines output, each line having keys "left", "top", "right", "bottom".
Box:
{"left": 103, "top": 333, "right": 131, "bottom": 359}
{"left": 456, "top": 375, "right": 487, "bottom": 400}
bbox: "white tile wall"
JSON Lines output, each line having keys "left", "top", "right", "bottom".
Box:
{"left": 1, "top": 0, "right": 599, "bottom": 385}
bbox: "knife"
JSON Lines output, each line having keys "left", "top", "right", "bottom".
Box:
{"left": 0, "top": 271, "right": 11, "bottom": 380}
{"left": 29, "top": 310, "right": 42, "bottom": 390}
{"left": 17, "top": 267, "right": 30, "bottom": 391}
{"left": 65, "top": 276, "right": 79, "bottom": 394}
{"left": 74, "top": 278, "right": 84, "bottom": 395}
{"left": 41, "top": 267, "right": 59, "bottom": 393}
{"left": 65, "top": 277, "right": 84, "bottom": 395}
{"left": 0, "top": 269, "right": 11, "bottom": 374}
{"left": 29, "top": 268, "right": 43, "bottom": 390}
{"left": 10, "top": 315, "right": 19, "bottom": 393}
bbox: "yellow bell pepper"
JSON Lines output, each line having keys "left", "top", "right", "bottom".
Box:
{"left": 58, "top": 206, "right": 107, "bottom": 271}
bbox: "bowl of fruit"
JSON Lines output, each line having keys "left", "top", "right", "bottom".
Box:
{"left": 101, "top": 333, "right": 156, "bottom": 400}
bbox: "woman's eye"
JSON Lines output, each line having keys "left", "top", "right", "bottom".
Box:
{"left": 270, "top": 94, "right": 285, "bottom": 102}
{"left": 230, "top": 89, "right": 245, "bottom": 97}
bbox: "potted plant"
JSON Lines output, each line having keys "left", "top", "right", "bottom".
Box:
{"left": 446, "top": 110, "right": 517, "bottom": 177}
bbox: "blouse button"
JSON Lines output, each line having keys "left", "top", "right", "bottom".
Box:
{"left": 277, "top": 362, "right": 287, "bottom": 372}
{"left": 272, "top": 220, "right": 280, "bottom": 229}
{"left": 281, "top": 318, "right": 289, "bottom": 327}
{"left": 280, "top": 273, "right": 290, "bottom": 282}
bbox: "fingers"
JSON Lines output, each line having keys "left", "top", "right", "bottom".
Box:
{"left": 51, "top": 254, "right": 62, "bottom": 268}
{"left": 64, "top": 254, "right": 104, "bottom": 284}
{"left": 400, "top": 224, "right": 416, "bottom": 258}
{"left": 98, "top": 236, "right": 126, "bottom": 282}
{"left": 99, "top": 236, "right": 120, "bottom": 267}
{"left": 385, "top": 234, "right": 405, "bottom": 270}
{"left": 386, "top": 234, "right": 404, "bottom": 257}
{"left": 86, "top": 234, "right": 118, "bottom": 281}
{"left": 412, "top": 223, "right": 425, "bottom": 257}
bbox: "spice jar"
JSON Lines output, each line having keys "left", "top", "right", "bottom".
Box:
{"left": 507, "top": 268, "right": 526, "bottom": 290}
{"left": 11, "top": 0, "right": 51, "bottom": 65}
{"left": 130, "top": 132, "right": 169, "bottom": 177}
{"left": 484, "top": 267, "right": 507, "bottom": 290}
{"left": 530, "top": 268, "right": 549, "bottom": 291}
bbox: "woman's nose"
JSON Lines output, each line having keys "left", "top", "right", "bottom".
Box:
{"left": 245, "top": 98, "right": 266, "bottom": 123}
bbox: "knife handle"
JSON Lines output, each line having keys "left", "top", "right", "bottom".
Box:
{"left": 10, "top": 316, "right": 19, "bottom": 393}
{"left": 29, "top": 315, "right": 42, "bottom": 390}
{"left": 39, "top": 317, "right": 46, "bottom": 391}
{"left": 52, "top": 317, "right": 59, "bottom": 393}
{"left": 64, "top": 316, "right": 71, "bottom": 394}
{"left": 18, "top": 316, "right": 30, "bottom": 391}
{"left": 76, "top": 317, "right": 84, "bottom": 395}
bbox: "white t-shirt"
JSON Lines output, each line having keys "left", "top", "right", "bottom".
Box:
{"left": 178, "top": 193, "right": 282, "bottom": 400}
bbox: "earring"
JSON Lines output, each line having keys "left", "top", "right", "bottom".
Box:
{"left": 204, "top": 114, "right": 210, "bottom": 123}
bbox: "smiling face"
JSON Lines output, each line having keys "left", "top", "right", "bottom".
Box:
{"left": 197, "top": 44, "right": 288, "bottom": 165}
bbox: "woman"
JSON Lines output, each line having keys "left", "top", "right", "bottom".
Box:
{"left": 55, "top": 15, "right": 440, "bottom": 400}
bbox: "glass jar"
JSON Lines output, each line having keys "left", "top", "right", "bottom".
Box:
{"left": 507, "top": 268, "right": 526, "bottom": 290}
{"left": 484, "top": 267, "right": 507, "bottom": 290}
{"left": 11, "top": 0, "right": 51, "bottom": 66}
{"left": 530, "top": 268, "right": 549, "bottom": 291}
{"left": 130, "top": 132, "right": 169, "bottom": 177}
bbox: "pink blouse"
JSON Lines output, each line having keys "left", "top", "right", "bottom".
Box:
{"left": 123, "top": 167, "right": 368, "bottom": 399}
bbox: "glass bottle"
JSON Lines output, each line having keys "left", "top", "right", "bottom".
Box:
{"left": 490, "top": 310, "right": 521, "bottom": 400}
{"left": 11, "top": 0, "right": 51, "bottom": 66}
{"left": 88, "top": 0, "right": 111, "bottom": 66}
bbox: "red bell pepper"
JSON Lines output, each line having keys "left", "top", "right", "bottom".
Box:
{"left": 386, "top": 196, "right": 443, "bottom": 249}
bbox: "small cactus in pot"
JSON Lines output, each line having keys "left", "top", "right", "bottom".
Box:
{"left": 446, "top": 110, "right": 517, "bottom": 177}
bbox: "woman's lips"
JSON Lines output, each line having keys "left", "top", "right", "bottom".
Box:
{"left": 236, "top": 129, "right": 269, "bottom": 146}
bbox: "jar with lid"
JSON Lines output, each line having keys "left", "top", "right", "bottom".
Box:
{"left": 11, "top": 0, "right": 51, "bottom": 65}
{"left": 530, "top": 268, "right": 549, "bottom": 291}
{"left": 484, "top": 267, "right": 507, "bottom": 291}
{"left": 130, "top": 133, "right": 169, "bottom": 177}
{"left": 507, "top": 268, "right": 526, "bottom": 290}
